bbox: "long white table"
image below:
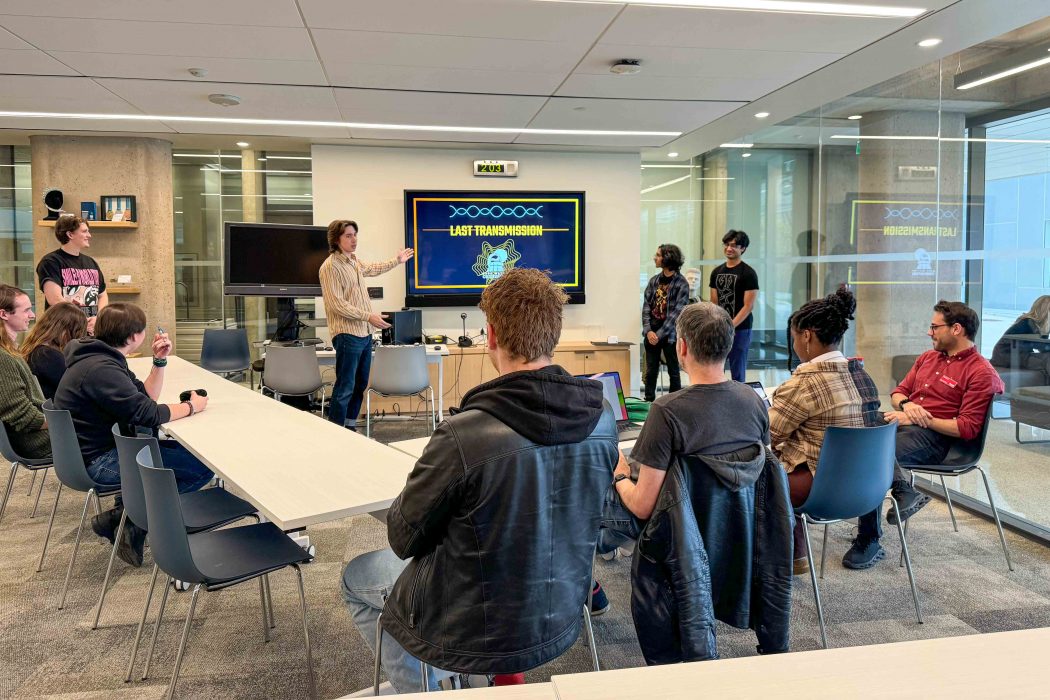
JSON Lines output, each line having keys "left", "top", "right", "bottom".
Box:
{"left": 549, "top": 627, "right": 1050, "bottom": 699}
{"left": 129, "top": 356, "right": 415, "bottom": 531}
{"left": 393, "top": 684, "right": 555, "bottom": 700}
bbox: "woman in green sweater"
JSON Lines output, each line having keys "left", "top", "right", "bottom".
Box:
{"left": 0, "top": 283, "right": 49, "bottom": 459}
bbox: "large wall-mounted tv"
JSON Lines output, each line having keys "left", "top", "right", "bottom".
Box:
{"left": 404, "top": 190, "right": 585, "bottom": 307}
{"left": 223, "top": 222, "right": 329, "bottom": 297}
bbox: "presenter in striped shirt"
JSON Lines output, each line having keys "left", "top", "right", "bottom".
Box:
{"left": 319, "top": 219, "right": 413, "bottom": 430}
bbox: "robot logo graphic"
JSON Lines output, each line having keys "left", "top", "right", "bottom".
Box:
{"left": 471, "top": 240, "right": 523, "bottom": 282}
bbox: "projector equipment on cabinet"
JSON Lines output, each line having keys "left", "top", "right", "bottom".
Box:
{"left": 458, "top": 312, "right": 473, "bottom": 348}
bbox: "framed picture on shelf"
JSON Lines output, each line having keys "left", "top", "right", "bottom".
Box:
{"left": 100, "top": 195, "right": 136, "bottom": 222}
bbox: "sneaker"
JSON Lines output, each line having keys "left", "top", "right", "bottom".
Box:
{"left": 116, "top": 522, "right": 146, "bottom": 567}
{"left": 841, "top": 538, "right": 886, "bottom": 570}
{"left": 598, "top": 549, "right": 619, "bottom": 562}
{"left": 886, "top": 489, "right": 932, "bottom": 525}
{"left": 590, "top": 580, "right": 611, "bottom": 616}
{"left": 90, "top": 508, "right": 121, "bottom": 544}
{"left": 793, "top": 557, "right": 810, "bottom": 576}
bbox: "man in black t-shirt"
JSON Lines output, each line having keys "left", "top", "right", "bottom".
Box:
{"left": 709, "top": 229, "right": 759, "bottom": 382}
{"left": 36, "top": 216, "right": 108, "bottom": 335}
{"left": 607, "top": 301, "right": 769, "bottom": 528}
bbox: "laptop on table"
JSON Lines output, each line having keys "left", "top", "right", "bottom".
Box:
{"left": 576, "top": 371, "right": 644, "bottom": 441}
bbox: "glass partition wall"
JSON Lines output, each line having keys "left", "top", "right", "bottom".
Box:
{"left": 648, "top": 17, "right": 1050, "bottom": 538}
{"left": 171, "top": 149, "right": 314, "bottom": 364}
{"left": 0, "top": 146, "right": 34, "bottom": 300}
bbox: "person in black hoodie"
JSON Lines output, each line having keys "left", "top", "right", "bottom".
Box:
{"left": 54, "top": 303, "right": 213, "bottom": 566}
{"left": 340, "top": 268, "right": 619, "bottom": 694}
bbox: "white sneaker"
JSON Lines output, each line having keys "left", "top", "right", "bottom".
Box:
{"left": 598, "top": 549, "right": 618, "bottom": 561}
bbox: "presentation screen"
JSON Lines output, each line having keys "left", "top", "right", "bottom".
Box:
{"left": 404, "top": 190, "right": 585, "bottom": 306}
{"left": 224, "top": 222, "right": 329, "bottom": 296}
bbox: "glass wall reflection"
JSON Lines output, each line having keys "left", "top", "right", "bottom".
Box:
{"left": 662, "top": 17, "right": 1050, "bottom": 538}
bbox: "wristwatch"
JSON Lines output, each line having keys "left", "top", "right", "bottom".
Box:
{"left": 614, "top": 473, "right": 630, "bottom": 484}
{"left": 182, "top": 400, "right": 195, "bottom": 416}
{"left": 898, "top": 398, "right": 911, "bottom": 409}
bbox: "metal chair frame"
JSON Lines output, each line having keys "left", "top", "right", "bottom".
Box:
{"left": 0, "top": 422, "right": 53, "bottom": 526}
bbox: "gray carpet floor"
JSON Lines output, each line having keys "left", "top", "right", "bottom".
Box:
{"left": 4, "top": 419, "right": 1050, "bottom": 699}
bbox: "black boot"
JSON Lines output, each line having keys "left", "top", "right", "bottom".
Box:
{"left": 116, "top": 520, "right": 146, "bottom": 567}
{"left": 90, "top": 506, "right": 122, "bottom": 544}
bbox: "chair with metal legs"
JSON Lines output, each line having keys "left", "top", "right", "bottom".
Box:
{"left": 371, "top": 580, "right": 601, "bottom": 694}
{"left": 0, "top": 421, "right": 53, "bottom": 526}
{"left": 137, "top": 447, "right": 316, "bottom": 699}
{"left": 795, "top": 423, "right": 923, "bottom": 649}
{"left": 261, "top": 344, "right": 330, "bottom": 417}
{"left": 899, "top": 403, "right": 1013, "bottom": 572}
{"left": 365, "top": 345, "right": 436, "bottom": 438}
{"left": 96, "top": 427, "right": 258, "bottom": 660}
{"left": 40, "top": 400, "right": 122, "bottom": 609}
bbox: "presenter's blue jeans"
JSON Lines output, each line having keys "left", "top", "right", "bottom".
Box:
{"left": 329, "top": 333, "right": 373, "bottom": 430}
{"left": 341, "top": 549, "right": 452, "bottom": 693}
{"left": 726, "top": 328, "right": 752, "bottom": 382}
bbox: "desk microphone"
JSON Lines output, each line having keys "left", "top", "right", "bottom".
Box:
{"left": 458, "top": 312, "right": 473, "bottom": 348}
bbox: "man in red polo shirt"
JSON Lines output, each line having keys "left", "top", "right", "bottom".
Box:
{"left": 844, "top": 300, "right": 1004, "bottom": 569}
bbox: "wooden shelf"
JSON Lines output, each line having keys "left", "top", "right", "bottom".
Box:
{"left": 37, "top": 219, "right": 138, "bottom": 229}
{"left": 107, "top": 285, "right": 141, "bottom": 295}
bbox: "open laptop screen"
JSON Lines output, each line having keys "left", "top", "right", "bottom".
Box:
{"left": 576, "top": 371, "right": 629, "bottom": 422}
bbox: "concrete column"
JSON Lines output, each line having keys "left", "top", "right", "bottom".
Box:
{"left": 30, "top": 135, "right": 176, "bottom": 344}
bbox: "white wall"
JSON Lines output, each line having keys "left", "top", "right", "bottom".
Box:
{"left": 312, "top": 145, "right": 642, "bottom": 377}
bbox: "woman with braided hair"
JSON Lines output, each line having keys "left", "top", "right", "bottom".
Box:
{"left": 768, "top": 287, "right": 880, "bottom": 575}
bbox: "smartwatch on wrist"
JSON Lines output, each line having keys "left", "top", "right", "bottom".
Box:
{"left": 898, "top": 398, "right": 911, "bottom": 409}
{"left": 182, "top": 400, "right": 195, "bottom": 416}
{"left": 614, "top": 473, "right": 630, "bottom": 484}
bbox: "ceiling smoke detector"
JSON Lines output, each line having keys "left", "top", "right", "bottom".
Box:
{"left": 208, "top": 93, "right": 241, "bottom": 107}
{"left": 188, "top": 67, "right": 208, "bottom": 78}
{"left": 610, "top": 59, "right": 642, "bottom": 75}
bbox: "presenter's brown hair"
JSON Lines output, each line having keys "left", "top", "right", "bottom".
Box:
{"left": 326, "top": 219, "right": 358, "bottom": 253}
{"left": 480, "top": 268, "right": 567, "bottom": 362}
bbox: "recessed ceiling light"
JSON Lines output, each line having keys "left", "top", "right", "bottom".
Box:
{"left": 0, "top": 110, "right": 682, "bottom": 138}
{"left": 917, "top": 38, "right": 942, "bottom": 48}
{"left": 236, "top": 141, "right": 250, "bottom": 148}
{"left": 208, "top": 93, "right": 241, "bottom": 107}
{"left": 847, "top": 114, "right": 863, "bottom": 120}
{"left": 755, "top": 112, "right": 770, "bottom": 119}
{"left": 741, "top": 152, "right": 752, "bottom": 158}
{"left": 532, "top": 1, "right": 925, "bottom": 19}
{"left": 668, "top": 152, "right": 679, "bottom": 157}
{"left": 720, "top": 143, "right": 754, "bottom": 148}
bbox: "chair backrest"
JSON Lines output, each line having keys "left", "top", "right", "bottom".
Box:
{"left": 891, "top": 354, "right": 920, "bottom": 386}
{"left": 934, "top": 400, "right": 995, "bottom": 471}
{"left": 136, "top": 446, "right": 206, "bottom": 584}
{"left": 200, "top": 328, "right": 251, "bottom": 373}
{"left": 112, "top": 424, "right": 163, "bottom": 531}
{"left": 800, "top": 422, "right": 898, "bottom": 521}
{"left": 263, "top": 345, "right": 322, "bottom": 395}
{"left": 41, "top": 400, "right": 97, "bottom": 493}
{"left": 370, "top": 345, "right": 429, "bottom": 396}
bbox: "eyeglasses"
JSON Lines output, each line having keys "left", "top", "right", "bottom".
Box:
{"left": 928, "top": 323, "right": 949, "bottom": 332}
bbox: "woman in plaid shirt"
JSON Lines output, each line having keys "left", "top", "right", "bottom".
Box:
{"left": 769, "top": 288, "right": 878, "bottom": 575}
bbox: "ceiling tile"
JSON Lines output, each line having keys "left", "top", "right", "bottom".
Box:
{"left": 322, "top": 62, "right": 564, "bottom": 96}
{"left": 512, "top": 132, "right": 675, "bottom": 148}
{"left": 93, "top": 79, "right": 350, "bottom": 138}
{"left": 299, "top": 0, "right": 618, "bottom": 41}
{"left": 49, "top": 52, "right": 327, "bottom": 85}
{"left": 601, "top": 6, "right": 910, "bottom": 53}
{"left": 333, "top": 88, "right": 545, "bottom": 127}
{"left": 0, "top": 48, "right": 80, "bottom": 75}
{"left": 0, "top": 0, "right": 304, "bottom": 26}
{"left": 313, "top": 28, "right": 585, "bottom": 90}
{"left": 0, "top": 24, "right": 31, "bottom": 49}
{"left": 0, "top": 16, "right": 316, "bottom": 60}
{"left": 581, "top": 44, "right": 842, "bottom": 80}
{"left": 557, "top": 73, "right": 788, "bottom": 101}
{"left": 528, "top": 97, "right": 740, "bottom": 133}
{"left": 347, "top": 128, "right": 514, "bottom": 144}
{"left": 0, "top": 75, "right": 138, "bottom": 111}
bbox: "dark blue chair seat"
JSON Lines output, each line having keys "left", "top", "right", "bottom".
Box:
{"left": 188, "top": 522, "right": 312, "bottom": 589}
{"left": 181, "top": 488, "right": 258, "bottom": 534}
{"left": 1, "top": 421, "right": 53, "bottom": 531}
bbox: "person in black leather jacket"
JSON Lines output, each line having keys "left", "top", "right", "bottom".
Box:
{"left": 611, "top": 301, "right": 793, "bottom": 663}
{"left": 340, "top": 268, "right": 619, "bottom": 694}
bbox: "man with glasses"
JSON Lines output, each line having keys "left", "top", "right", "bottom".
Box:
{"left": 709, "top": 230, "right": 758, "bottom": 382}
{"left": 844, "top": 300, "right": 1004, "bottom": 570}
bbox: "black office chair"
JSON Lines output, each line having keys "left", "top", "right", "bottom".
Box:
{"left": 200, "top": 328, "right": 252, "bottom": 385}
{"left": 0, "top": 421, "right": 52, "bottom": 526}
{"left": 137, "top": 447, "right": 316, "bottom": 699}
{"left": 98, "top": 426, "right": 258, "bottom": 685}
{"left": 40, "top": 400, "right": 122, "bottom": 609}
{"left": 900, "top": 402, "right": 1013, "bottom": 571}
